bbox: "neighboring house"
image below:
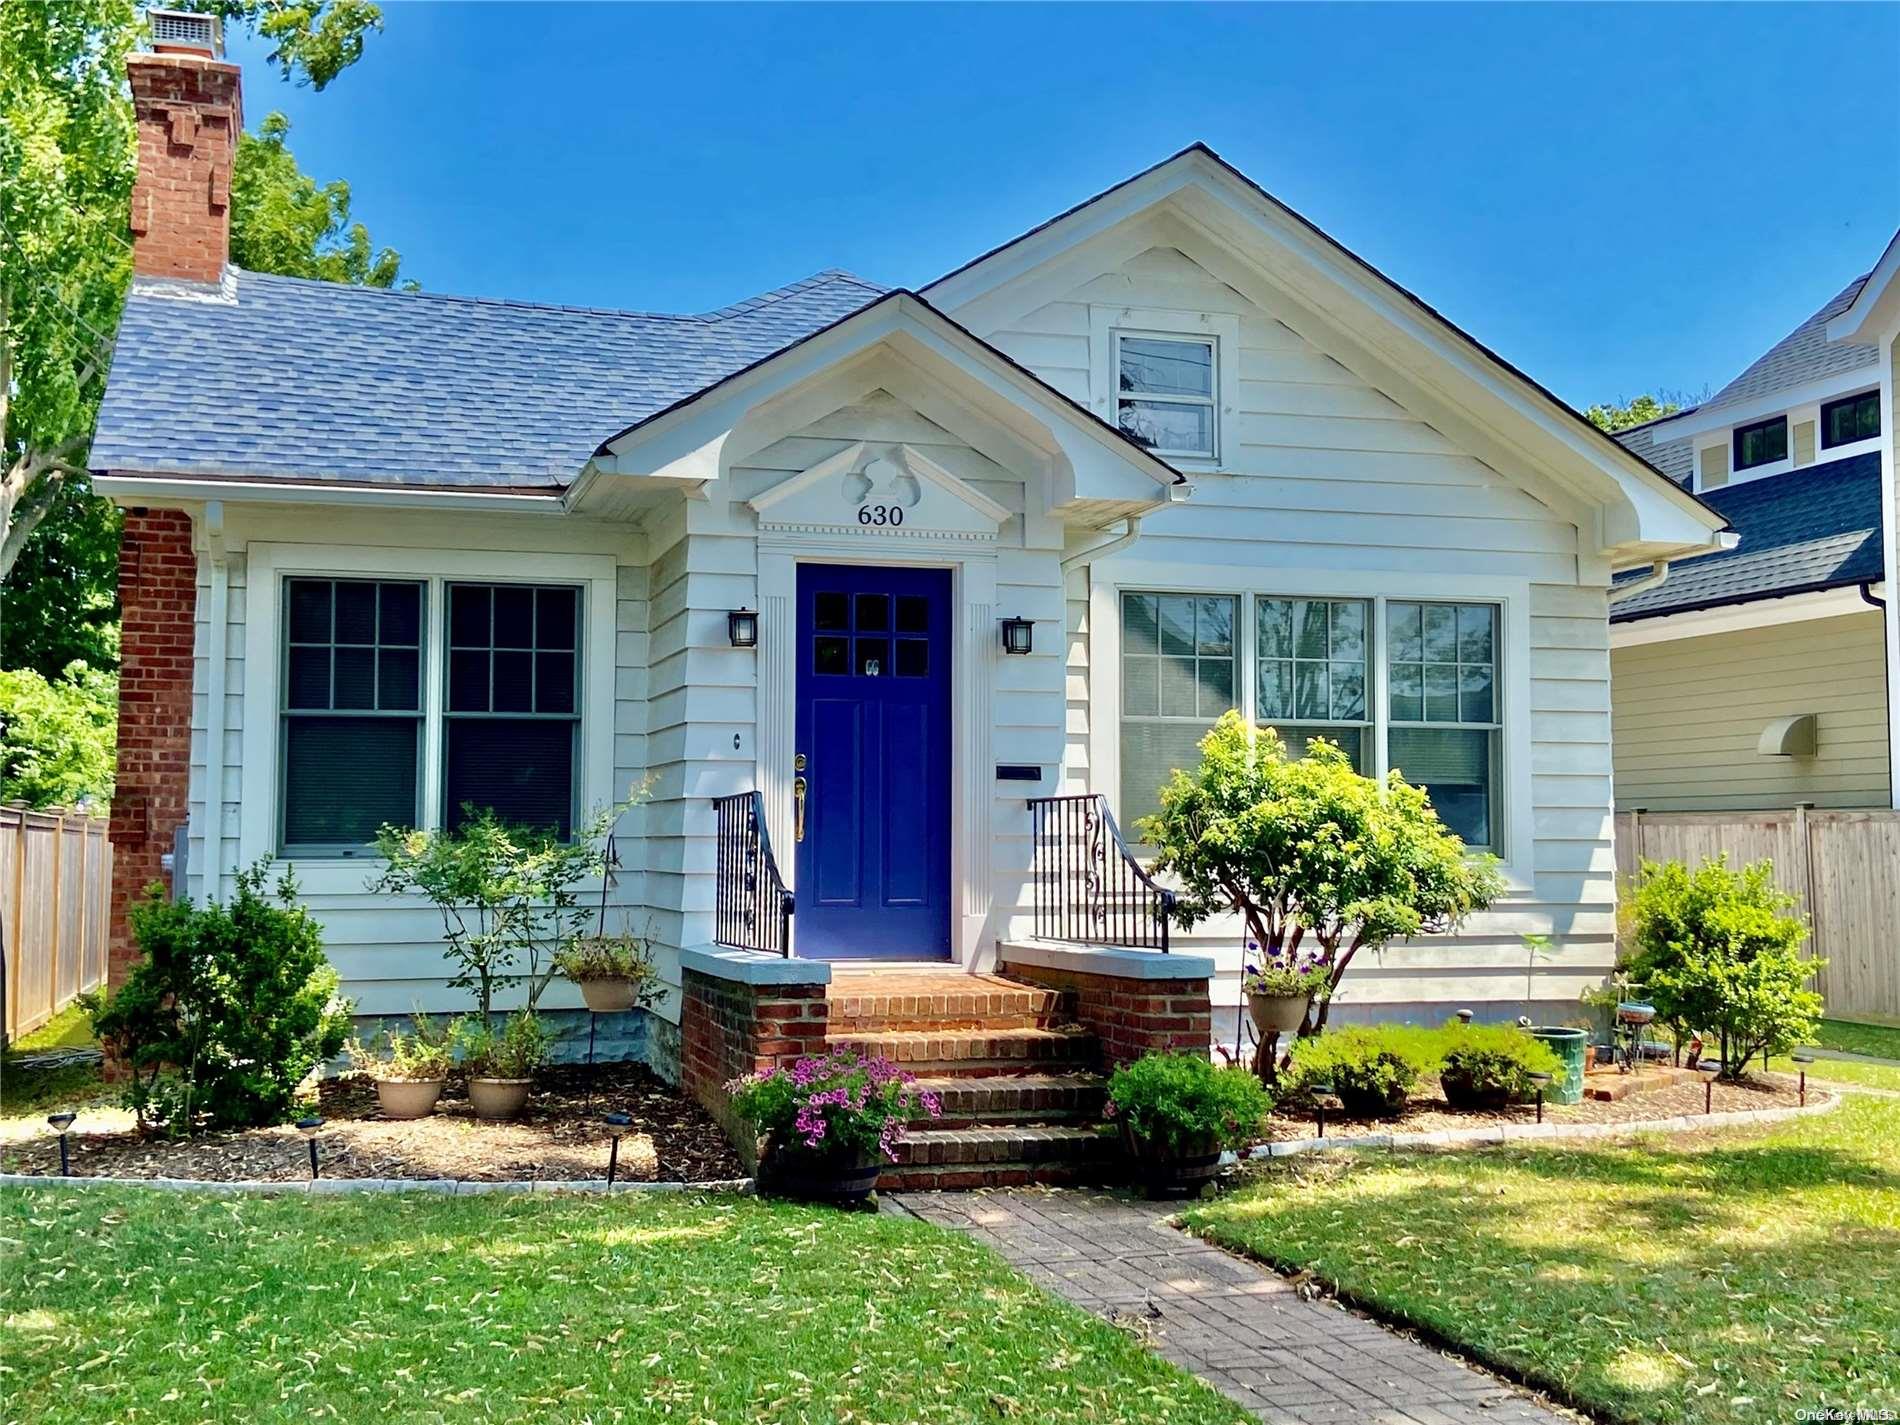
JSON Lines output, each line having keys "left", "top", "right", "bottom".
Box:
{"left": 92, "top": 24, "right": 1726, "bottom": 1098}
{"left": 1610, "top": 251, "right": 1900, "bottom": 813}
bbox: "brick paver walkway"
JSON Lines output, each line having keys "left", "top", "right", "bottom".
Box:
{"left": 894, "top": 1188, "right": 1571, "bottom": 1425}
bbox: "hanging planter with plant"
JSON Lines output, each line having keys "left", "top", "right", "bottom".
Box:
{"left": 553, "top": 933, "right": 661, "bottom": 1014}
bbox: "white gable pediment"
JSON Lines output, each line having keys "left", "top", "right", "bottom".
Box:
{"left": 747, "top": 440, "right": 1012, "bottom": 541}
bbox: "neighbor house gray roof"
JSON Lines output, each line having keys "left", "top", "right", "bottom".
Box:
{"left": 90, "top": 267, "right": 887, "bottom": 490}
{"left": 1610, "top": 452, "right": 1883, "bottom": 621}
{"left": 1694, "top": 274, "right": 1880, "bottom": 420}
{"left": 1611, "top": 412, "right": 1696, "bottom": 489}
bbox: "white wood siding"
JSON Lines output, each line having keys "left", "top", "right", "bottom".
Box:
{"left": 974, "top": 241, "right": 1615, "bottom": 1018}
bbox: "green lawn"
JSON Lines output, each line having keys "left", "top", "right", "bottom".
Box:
{"left": 1769, "top": 1053, "right": 1900, "bottom": 1093}
{"left": 1184, "top": 1096, "right": 1900, "bottom": 1425}
{"left": 1, "top": 1006, "right": 107, "bottom": 1118}
{"left": 1809, "top": 1019, "right": 1900, "bottom": 1062}
{"left": 1, "top": 1188, "right": 1247, "bottom": 1425}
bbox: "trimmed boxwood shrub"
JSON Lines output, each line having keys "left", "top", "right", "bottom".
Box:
{"left": 1437, "top": 1024, "right": 1565, "bottom": 1108}
{"left": 1286, "top": 1025, "right": 1440, "bottom": 1118}
{"left": 1105, "top": 1052, "right": 1273, "bottom": 1153}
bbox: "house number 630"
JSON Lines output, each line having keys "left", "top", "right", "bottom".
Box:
{"left": 857, "top": 504, "right": 905, "bottom": 527}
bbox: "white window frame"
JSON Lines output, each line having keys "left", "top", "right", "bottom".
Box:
{"left": 1090, "top": 306, "right": 1241, "bottom": 469}
{"left": 1091, "top": 562, "right": 1535, "bottom": 888}
{"left": 240, "top": 542, "right": 618, "bottom": 897}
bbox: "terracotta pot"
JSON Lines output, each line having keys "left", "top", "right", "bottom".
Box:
{"left": 375, "top": 1077, "right": 445, "bottom": 1120}
{"left": 755, "top": 1137, "right": 883, "bottom": 1205}
{"left": 1121, "top": 1122, "right": 1224, "bottom": 1200}
{"left": 467, "top": 1077, "right": 533, "bottom": 1121}
{"left": 577, "top": 977, "right": 638, "bottom": 1014}
{"left": 1247, "top": 991, "right": 1309, "bottom": 1037}
{"left": 1583, "top": 1045, "right": 1598, "bottom": 1074}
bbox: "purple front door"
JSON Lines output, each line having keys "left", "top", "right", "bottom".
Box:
{"left": 794, "top": 564, "right": 952, "bottom": 960}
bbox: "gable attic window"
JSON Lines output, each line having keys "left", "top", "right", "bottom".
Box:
{"left": 1733, "top": 415, "right": 1788, "bottom": 471}
{"left": 1821, "top": 390, "right": 1881, "bottom": 449}
{"left": 1116, "top": 334, "right": 1217, "bottom": 458}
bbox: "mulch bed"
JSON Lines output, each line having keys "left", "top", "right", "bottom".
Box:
{"left": 1255, "top": 1073, "right": 1807, "bottom": 1141}
{"left": 0, "top": 1060, "right": 744, "bottom": 1184}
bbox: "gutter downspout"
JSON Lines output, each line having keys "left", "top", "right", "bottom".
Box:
{"left": 202, "top": 501, "right": 227, "bottom": 905}
{"left": 1608, "top": 559, "right": 1670, "bottom": 605}
{"left": 1058, "top": 483, "right": 1192, "bottom": 575}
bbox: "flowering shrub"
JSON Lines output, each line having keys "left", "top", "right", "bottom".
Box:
{"left": 727, "top": 1050, "right": 941, "bottom": 1162}
{"left": 1242, "top": 940, "right": 1332, "bottom": 999}
{"left": 1105, "top": 1052, "right": 1272, "bottom": 1154}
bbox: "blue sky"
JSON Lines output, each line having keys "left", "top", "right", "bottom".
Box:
{"left": 227, "top": 2, "right": 1900, "bottom": 409}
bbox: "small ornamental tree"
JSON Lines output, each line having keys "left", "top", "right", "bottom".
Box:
{"left": 1141, "top": 711, "right": 1502, "bottom": 1035}
{"left": 371, "top": 802, "right": 627, "bottom": 1022}
{"left": 1625, "top": 856, "right": 1821, "bottom": 1080}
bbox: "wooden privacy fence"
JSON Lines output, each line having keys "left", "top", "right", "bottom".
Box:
{"left": 2, "top": 805, "right": 113, "bottom": 1043}
{"left": 1614, "top": 807, "right": 1900, "bottom": 1024}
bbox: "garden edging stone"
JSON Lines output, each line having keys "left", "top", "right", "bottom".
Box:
{"left": 0, "top": 1172, "right": 756, "bottom": 1195}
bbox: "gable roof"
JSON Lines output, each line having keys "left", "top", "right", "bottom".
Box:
{"left": 90, "top": 267, "right": 886, "bottom": 490}
{"left": 923, "top": 143, "right": 1725, "bottom": 543}
{"left": 1609, "top": 452, "right": 1883, "bottom": 622}
{"left": 1611, "top": 409, "right": 1697, "bottom": 489}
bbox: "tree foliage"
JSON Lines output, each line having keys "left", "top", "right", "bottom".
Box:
{"left": 1583, "top": 393, "right": 1683, "bottom": 434}
{"left": 1, "top": 0, "right": 393, "bottom": 669}
{"left": 0, "top": 659, "right": 116, "bottom": 807}
{"left": 1141, "top": 711, "right": 1502, "bottom": 1034}
{"left": 1624, "top": 856, "right": 1822, "bottom": 1080}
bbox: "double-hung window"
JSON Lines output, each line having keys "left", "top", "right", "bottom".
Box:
{"left": 1821, "top": 390, "right": 1880, "bottom": 449}
{"left": 1386, "top": 602, "right": 1500, "bottom": 850}
{"left": 1116, "top": 334, "right": 1217, "bottom": 459}
{"left": 1120, "top": 592, "right": 1236, "bottom": 825}
{"left": 278, "top": 577, "right": 584, "bottom": 853}
{"left": 445, "top": 583, "right": 581, "bottom": 838}
{"left": 1255, "top": 598, "right": 1370, "bottom": 771}
{"left": 1119, "top": 591, "right": 1505, "bottom": 853}
{"left": 281, "top": 578, "right": 424, "bottom": 853}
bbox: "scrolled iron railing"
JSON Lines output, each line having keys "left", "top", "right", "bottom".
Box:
{"left": 711, "top": 791, "right": 794, "bottom": 956}
{"left": 1026, "top": 793, "right": 1175, "bottom": 953}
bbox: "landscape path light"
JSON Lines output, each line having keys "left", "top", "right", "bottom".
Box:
{"left": 604, "top": 1111, "right": 633, "bottom": 1185}
{"left": 296, "top": 1116, "right": 324, "bottom": 1178}
{"left": 46, "top": 1112, "right": 76, "bottom": 1177}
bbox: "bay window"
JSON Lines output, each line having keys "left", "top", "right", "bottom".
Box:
{"left": 1119, "top": 589, "right": 1505, "bottom": 852}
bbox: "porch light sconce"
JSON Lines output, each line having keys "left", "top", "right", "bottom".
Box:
{"left": 999, "top": 616, "right": 1034, "bottom": 656}
{"left": 727, "top": 608, "right": 759, "bottom": 649}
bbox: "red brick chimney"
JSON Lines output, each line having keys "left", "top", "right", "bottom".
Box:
{"left": 127, "top": 13, "right": 242, "bottom": 284}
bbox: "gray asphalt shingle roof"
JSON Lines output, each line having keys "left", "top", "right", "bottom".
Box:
{"left": 90, "top": 267, "right": 888, "bottom": 489}
{"left": 1694, "top": 274, "right": 1880, "bottom": 419}
{"left": 1611, "top": 415, "right": 1696, "bottom": 489}
{"left": 1610, "top": 452, "right": 1884, "bottom": 621}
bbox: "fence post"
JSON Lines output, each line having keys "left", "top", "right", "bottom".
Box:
{"left": 48, "top": 810, "right": 65, "bottom": 1024}
{"left": 4, "top": 807, "right": 21, "bottom": 1042}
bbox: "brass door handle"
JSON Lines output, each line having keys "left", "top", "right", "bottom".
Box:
{"left": 793, "top": 776, "right": 807, "bottom": 842}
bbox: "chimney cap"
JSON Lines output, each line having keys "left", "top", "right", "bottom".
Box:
{"left": 145, "top": 8, "right": 223, "bottom": 59}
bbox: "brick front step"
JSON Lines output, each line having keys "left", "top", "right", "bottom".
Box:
{"left": 878, "top": 1125, "right": 1121, "bottom": 1190}
{"left": 912, "top": 1073, "right": 1106, "bottom": 1128}
{"left": 827, "top": 973, "right": 1072, "bottom": 1033}
{"left": 827, "top": 1026, "right": 1097, "bottom": 1076}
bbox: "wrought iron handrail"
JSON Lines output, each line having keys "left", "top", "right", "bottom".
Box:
{"left": 1026, "top": 794, "right": 1175, "bottom": 952}
{"left": 711, "top": 791, "right": 794, "bottom": 956}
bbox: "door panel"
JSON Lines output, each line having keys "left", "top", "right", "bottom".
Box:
{"left": 795, "top": 564, "right": 952, "bottom": 960}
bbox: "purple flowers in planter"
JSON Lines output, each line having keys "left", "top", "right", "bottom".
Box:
{"left": 727, "top": 1048, "right": 942, "bottom": 1162}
